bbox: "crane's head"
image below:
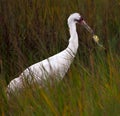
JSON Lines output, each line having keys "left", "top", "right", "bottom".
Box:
{"left": 68, "top": 13, "right": 94, "bottom": 34}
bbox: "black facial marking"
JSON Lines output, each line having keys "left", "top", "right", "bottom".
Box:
{"left": 75, "top": 17, "right": 84, "bottom": 23}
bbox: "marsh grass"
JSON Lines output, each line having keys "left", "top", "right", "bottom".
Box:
{"left": 0, "top": 0, "right": 120, "bottom": 115}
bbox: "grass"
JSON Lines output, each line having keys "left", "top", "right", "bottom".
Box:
{"left": 0, "top": 0, "right": 120, "bottom": 115}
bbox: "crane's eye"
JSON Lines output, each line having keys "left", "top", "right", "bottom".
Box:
{"left": 75, "top": 17, "right": 84, "bottom": 23}
{"left": 78, "top": 17, "right": 84, "bottom": 23}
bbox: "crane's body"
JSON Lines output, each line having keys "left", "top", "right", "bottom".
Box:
{"left": 7, "top": 13, "right": 94, "bottom": 95}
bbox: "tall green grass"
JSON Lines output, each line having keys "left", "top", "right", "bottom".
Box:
{"left": 0, "top": 0, "right": 120, "bottom": 115}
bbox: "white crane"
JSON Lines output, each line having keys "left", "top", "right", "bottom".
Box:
{"left": 6, "top": 13, "right": 94, "bottom": 95}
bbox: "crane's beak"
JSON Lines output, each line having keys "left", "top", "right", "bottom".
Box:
{"left": 80, "top": 20, "right": 94, "bottom": 35}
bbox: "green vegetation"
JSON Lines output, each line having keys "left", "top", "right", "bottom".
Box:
{"left": 0, "top": 0, "right": 120, "bottom": 115}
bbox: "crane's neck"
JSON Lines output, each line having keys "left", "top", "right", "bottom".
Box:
{"left": 67, "top": 23, "right": 78, "bottom": 57}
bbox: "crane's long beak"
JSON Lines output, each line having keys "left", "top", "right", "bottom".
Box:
{"left": 81, "top": 20, "right": 94, "bottom": 35}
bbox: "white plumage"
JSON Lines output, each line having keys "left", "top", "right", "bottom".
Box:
{"left": 7, "top": 13, "right": 93, "bottom": 95}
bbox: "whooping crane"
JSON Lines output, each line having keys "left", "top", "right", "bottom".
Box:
{"left": 6, "top": 13, "right": 94, "bottom": 95}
